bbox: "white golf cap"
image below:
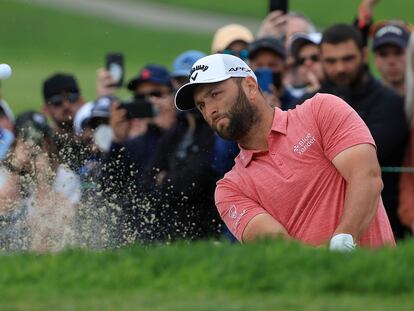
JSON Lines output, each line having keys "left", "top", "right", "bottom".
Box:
{"left": 174, "top": 54, "right": 257, "bottom": 111}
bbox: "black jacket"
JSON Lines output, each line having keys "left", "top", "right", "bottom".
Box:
{"left": 141, "top": 111, "right": 223, "bottom": 242}
{"left": 299, "top": 73, "right": 409, "bottom": 239}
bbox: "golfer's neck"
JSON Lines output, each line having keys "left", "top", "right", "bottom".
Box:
{"left": 239, "top": 108, "right": 274, "bottom": 151}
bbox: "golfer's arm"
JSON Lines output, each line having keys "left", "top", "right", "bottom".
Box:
{"left": 332, "top": 143, "right": 383, "bottom": 241}
{"left": 242, "top": 213, "right": 290, "bottom": 243}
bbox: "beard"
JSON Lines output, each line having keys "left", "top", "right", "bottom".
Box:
{"left": 212, "top": 85, "right": 259, "bottom": 141}
{"left": 325, "top": 63, "right": 367, "bottom": 89}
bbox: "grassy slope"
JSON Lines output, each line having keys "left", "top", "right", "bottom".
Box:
{"left": 147, "top": 0, "right": 414, "bottom": 28}
{"left": 0, "top": 0, "right": 212, "bottom": 114}
{"left": 1, "top": 240, "right": 414, "bottom": 310}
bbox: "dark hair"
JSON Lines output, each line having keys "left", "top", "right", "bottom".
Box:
{"left": 321, "top": 24, "right": 364, "bottom": 50}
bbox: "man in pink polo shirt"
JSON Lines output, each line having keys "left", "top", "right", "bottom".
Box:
{"left": 175, "top": 54, "right": 395, "bottom": 251}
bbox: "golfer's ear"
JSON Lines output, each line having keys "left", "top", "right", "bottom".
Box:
{"left": 244, "top": 76, "right": 259, "bottom": 99}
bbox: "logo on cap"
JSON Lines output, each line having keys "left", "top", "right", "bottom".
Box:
{"left": 189, "top": 64, "right": 209, "bottom": 81}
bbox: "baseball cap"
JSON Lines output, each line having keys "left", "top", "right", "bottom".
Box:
{"left": 171, "top": 50, "right": 207, "bottom": 78}
{"left": 211, "top": 24, "right": 254, "bottom": 54}
{"left": 73, "top": 102, "right": 94, "bottom": 135}
{"left": 373, "top": 24, "right": 410, "bottom": 51}
{"left": 174, "top": 54, "right": 257, "bottom": 111}
{"left": 127, "top": 64, "right": 172, "bottom": 91}
{"left": 43, "top": 73, "right": 80, "bottom": 101}
{"left": 248, "top": 37, "right": 286, "bottom": 60}
{"left": 289, "top": 32, "right": 322, "bottom": 58}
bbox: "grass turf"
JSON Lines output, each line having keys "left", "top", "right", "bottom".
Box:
{"left": 0, "top": 239, "right": 413, "bottom": 310}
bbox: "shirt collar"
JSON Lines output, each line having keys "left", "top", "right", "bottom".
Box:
{"left": 238, "top": 108, "right": 287, "bottom": 167}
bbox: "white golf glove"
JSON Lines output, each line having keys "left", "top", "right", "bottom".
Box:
{"left": 329, "top": 233, "right": 356, "bottom": 252}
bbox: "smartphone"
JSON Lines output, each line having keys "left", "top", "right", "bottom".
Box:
{"left": 269, "top": 0, "right": 288, "bottom": 14}
{"left": 120, "top": 97, "right": 155, "bottom": 119}
{"left": 255, "top": 68, "right": 273, "bottom": 94}
{"left": 272, "top": 72, "right": 282, "bottom": 91}
{"left": 105, "top": 52, "right": 124, "bottom": 88}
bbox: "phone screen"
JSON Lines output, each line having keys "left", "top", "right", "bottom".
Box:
{"left": 105, "top": 53, "right": 124, "bottom": 88}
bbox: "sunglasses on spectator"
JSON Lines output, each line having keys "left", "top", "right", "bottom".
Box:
{"left": 296, "top": 54, "right": 320, "bottom": 66}
{"left": 222, "top": 49, "right": 249, "bottom": 61}
{"left": 47, "top": 93, "right": 80, "bottom": 107}
{"left": 135, "top": 90, "right": 170, "bottom": 99}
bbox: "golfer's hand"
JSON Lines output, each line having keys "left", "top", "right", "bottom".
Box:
{"left": 329, "top": 233, "right": 356, "bottom": 252}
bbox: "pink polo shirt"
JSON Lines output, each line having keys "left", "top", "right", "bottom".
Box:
{"left": 216, "top": 93, "right": 395, "bottom": 248}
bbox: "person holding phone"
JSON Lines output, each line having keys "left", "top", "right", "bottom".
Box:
{"left": 248, "top": 36, "right": 297, "bottom": 110}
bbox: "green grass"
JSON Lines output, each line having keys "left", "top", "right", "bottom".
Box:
{"left": 1, "top": 239, "right": 414, "bottom": 310}
{"left": 148, "top": 0, "right": 414, "bottom": 28}
{"left": 0, "top": 0, "right": 212, "bottom": 114}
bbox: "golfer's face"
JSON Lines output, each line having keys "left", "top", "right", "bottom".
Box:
{"left": 193, "top": 79, "right": 236, "bottom": 132}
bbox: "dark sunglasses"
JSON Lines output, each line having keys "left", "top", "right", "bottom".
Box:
{"left": 135, "top": 90, "right": 170, "bottom": 99}
{"left": 47, "top": 93, "right": 80, "bottom": 107}
{"left": 222, "top": 49, "right": 249, "bottom": 61}
{"left": 296, "top": 54, "right": 320, "bottom": 66}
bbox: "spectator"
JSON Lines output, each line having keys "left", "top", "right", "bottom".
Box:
{"left": 0, "top": 100, "right": 14, "bottom": 161}
{"left": 135, "top": 50, "right": 222, "bottom": 242}
{"left": 287, "top": 32, "right": 323, "bottom": 98}
{"left": 372, "top": 23, "right": 410, "bottom": 96}
{"left": 398, "top": 32, "right": 414, "bottom": 234}
{"left": 1, "top": 111, "right": 79, "bottom": 251}
{"left": 300, "top": 24, "right": 409, "bottom": 239}
{"left": 42, "top": 73, "right": 86, "bottom": 172}
{"left": 211, "top": 24, "right": 254, "bottom": 60}
{"left": 248, "top": 36, "right": 297, "bottom": 110}
{"left": 102, "top": 65, "right": 175, "bottom": 244}
{"left": 175, "top": 54, "right": 395, "bottom": 249}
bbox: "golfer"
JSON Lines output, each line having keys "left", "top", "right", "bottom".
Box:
{"left": 175, "top": 54, "right": 395, "bottom": 251}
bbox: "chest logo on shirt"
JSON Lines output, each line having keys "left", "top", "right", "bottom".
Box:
{"left": 293, "top": 133, "right": 316, "bottom": 155}
{"left": 229, "top": 205, "right": 237, "bottom": 219}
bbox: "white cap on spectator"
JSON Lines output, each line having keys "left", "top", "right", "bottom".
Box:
{"left": 73, "top": 101, "right": 94, "bottom": 135}
{"left": 174, "top": 54, "right": 256, "bottom": 111}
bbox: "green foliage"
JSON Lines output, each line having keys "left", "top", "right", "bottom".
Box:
{"left": 0, "top": 239, "right": 414, "bottom": 309}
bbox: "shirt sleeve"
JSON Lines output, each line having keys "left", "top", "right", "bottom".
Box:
{"left": 215, "top": 177, "right": 270, "bottom": 241}
{"left": 311, "top": 93, "right": 376, "bottom": 161}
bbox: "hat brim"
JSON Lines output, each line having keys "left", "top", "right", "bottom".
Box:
{"left": 127, "top": 77, "right": 172, "bottom": 91}
{"left": 174, "top": 76, "right": 231, "bottom": 111}
{"left": 373, "top": 37, "right": 407, "bottom": 50}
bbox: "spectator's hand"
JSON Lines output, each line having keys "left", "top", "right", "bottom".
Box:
{"left": 110, "top": 102, "right": 130, "bottom": 143}
{"left": 361, "top": 0, "right": 380, "bottom": 12}
{"left": 96, "top": 68, "right": 117, "bottom": 97}
{"left": 257, "top": 11, "right": 288, "bottom": 39}
{"left": 305, "top": 71, "right": 321, "bottom": 94}
{"left": 263, "top": 85, "right": 281, "bottom": 109}
{"left": 151, "top": 94, "right": 176, "bottom": 130}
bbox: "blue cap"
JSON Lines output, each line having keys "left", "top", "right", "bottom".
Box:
{"left": 171, "top": 50, "right": 206, "bottom": 78}
{"left": 373, "top": 24, "right": 410, "bottom": 51}
{"left": 127, "top": 64, "right": 172, "bottom": 91}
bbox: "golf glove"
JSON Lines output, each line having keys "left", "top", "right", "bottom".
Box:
{"left": 329, "top": 233, "right": 356, "bottom": 252}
